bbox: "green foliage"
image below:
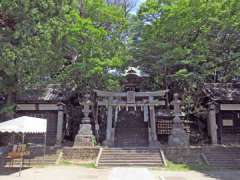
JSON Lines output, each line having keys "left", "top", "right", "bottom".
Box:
{"left": 59, "top": 160, "right": 96, "bottom": 168}
{"left": 0, "top": 104, "right": 15, "bottom": 114}
{"left": 0, "top": 0, "right": 128, "bottom": 108}
{"left": 129, "top": 0, "right": 240, "bottom": 111}
{"left": 0, "top": 0, "right": 67, "bottom": 93}
{"left": 53, "top": 0, "right": 128, "bottom": 90}
{"left": 165, "top": 161, "right": 211, "bottom": 171}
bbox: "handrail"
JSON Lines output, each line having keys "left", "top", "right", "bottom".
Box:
{"left": 200, "top": 153, "right": 209, "bottom": 165}
{"left": 95, "top": 147, "right": 103, "bottom": 167}
{"left": 160, "top": 148, "right": 167, "bottom": 167}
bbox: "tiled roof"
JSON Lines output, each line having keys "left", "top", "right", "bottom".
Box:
{"left": 16, "top": 84, "right": 66, "bottom": 103}
{"left": 122, "top": 67, "right": 150, "bottom": 77}
{"left": 203, "top": 83, "right": 240, "bottom": 102}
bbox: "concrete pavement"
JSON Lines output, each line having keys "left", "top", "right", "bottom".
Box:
{"left": 0, "top": 165, "right": 240, "bottom": 180}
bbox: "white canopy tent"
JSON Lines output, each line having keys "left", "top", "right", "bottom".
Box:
{"left": 0, "top": 116, "right": 47, "bottom": 176}
{"left": 0, "top": 116, "right": 47, "bottom": 134}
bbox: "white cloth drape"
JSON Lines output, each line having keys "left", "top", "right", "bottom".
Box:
{"left": 0, "top": 116, "right": 47, "bottom": 133}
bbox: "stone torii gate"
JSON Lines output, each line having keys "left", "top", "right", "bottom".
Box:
{"left": 94, "top": 90, "right": 168, "bottom": 147}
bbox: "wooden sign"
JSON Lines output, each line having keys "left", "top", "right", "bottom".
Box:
{"left": 127, "top": 91, "right": 135, "bottom": 104}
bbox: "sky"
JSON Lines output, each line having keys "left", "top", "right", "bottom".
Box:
{"left": 133, "top": 0, "right": 146, "bottom": 13}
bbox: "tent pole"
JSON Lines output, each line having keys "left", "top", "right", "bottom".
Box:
{"left": 19, "top": 133, "right": 25, "bottom": 177}
{"left": 43, "top": 133, "right": 47, "bottom": 162}
{"left": 12, "top": 133, "right": 15, "bottom": 145}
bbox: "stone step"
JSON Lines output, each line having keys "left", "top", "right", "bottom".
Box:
{"left": 103, "top": 147, "right": 160, "bottom": 150}
{"left": 98, "top": 148, "right": 164, "bottom": 167}
{"left": 207, "top": 159, "right": 240, "bottom": 162}
{"left": 100, "top": 159, "right": 162, "bottom": 162}
{"left": 208, "top": 164, "right": 240, "bottom": 168}
{"left": 115, "top": 138, "right": 148, "bottom": 140}
{"left": 102, "top": 151, "right": 160, "bottom": 153}
{"left": 5, "top": 160, "right": 56, "bottom": 164}
{"left": 99, "top": 158, "right": 162, "bottom": 162}
{"left": 204, "top": 148, "right": 240, "bottom": 168}
{"left": 207, "top": 157, "right": 240, "bottom": 159}
{"left": 114, "top": 141, "right": 148, "bottom": 143}
{"left": 102, "top": 150, "right": 160, "bottom": 152}
{"left": 4, "top": 160, "right": 56, "bottom": 167}
{"left": 114, "top": 144, "right": 149, "bottom": 147}
{"left": 102, "top": 150, "right": 160, "bottom": 153}
{"left": 101, "top": 156, "right": 161, "bottom": 159}
{"left": 205, "top": 153, "right": 240, "bottom": 156}
{"left": 101, "top": 153, "right": 161, "bottom": 156}
{"left": 98, "top": 162, "right": 162, "bottom": 167}
{"left": 102, "top": 153, "right": 160, "bottom": 155}
{"left": 5, "top": 158, "right": 57, "bottom": 162}
{"left": 2, "top": 151, "right": 59, "bottom": 167}
{"left": 99, "top": 160, "right": 162, "bottom": 163}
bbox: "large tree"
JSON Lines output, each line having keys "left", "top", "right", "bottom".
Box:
{"left": 58, "top": 0, "right": 128, "bottom": 90}
{"left": 106, "top": 0, "right": 138, "bottom": 16}
{"left": 0, "top": 0, "right": 128, "bottom": 117}
{"left": 0, "top": 0, "right": 67, "bottom": 117}
{"left": 130, "top": 0, "right": 240, "bottom": 110}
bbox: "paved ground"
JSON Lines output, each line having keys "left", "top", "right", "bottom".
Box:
{"left": 1, "top": 166, "right": 240, "bottom": 180}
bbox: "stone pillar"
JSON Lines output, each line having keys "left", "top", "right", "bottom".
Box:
{"left": 56, "top": 103, "right": 64, "bottom": 146}
{"left": 74, "top": 94, "right": 94, "bottom": 147}
{"left": 103, "top": 96, "right": 114, "bottom": 146}
{"left": 111, "top": 106, "right": 118, "bottom": 143}
{"left": 144, "top": 105, "right": 149, "bottom": 123}
{"left": 208, "top": 103, "right": 218, "bottom": 144}
{"left": 168, "top": 93, "right": 189, "bottom": 146}
{"left": 149, "top": 96, "right": 160, "bottom": 147}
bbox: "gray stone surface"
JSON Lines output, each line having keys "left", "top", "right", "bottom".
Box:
{"left": 74, "top": 115, "right": 94, "bottom": 147}
{"left": 208, "top": 104, "right": 217, "bottom": 144}
{"left": 56, "top": 105, "right": 64, "bottom": 146}
{"left": 168, "top": 123, "right": 189, "bottom": 146}
{"left": 1, "top": 166, "right": 240, "bottom": 180}
{"left": 168, "top": 94, "right": 189, "bottom": 146}
{"left": 74, "top": 93, "right": 94, "bottom": 147}
{"left": 108, "top": 167, "right": 154, "bottom": 180}
{"left": 74, "top": 134, "right": 94, "bottom": 147}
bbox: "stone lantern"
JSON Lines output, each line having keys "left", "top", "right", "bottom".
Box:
{"left": 168, "top": 93, "right": 189, "bottom": 146}
{"left": 74, "top": 92, "right": 94, "bottom": 147}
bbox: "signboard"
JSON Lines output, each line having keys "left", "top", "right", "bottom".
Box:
{"left": 223, "top": 119, "right": 233, "bottom": 126}
{"left": 127, "top": 91, "right": 135, "bottom": 104}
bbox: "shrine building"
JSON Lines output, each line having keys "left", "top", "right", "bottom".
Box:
{"left": 5, "top": 67, "right": 239, "bottom": 148}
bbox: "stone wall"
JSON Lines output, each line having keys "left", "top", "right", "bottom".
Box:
{"left": 162, "top": 145, "right": 235, "bottom": 165}
{"left": 162, "top": 146, "right": 205, "bottom": 164}
{"left": 62, "top": 147, "right": 100, "bottom": 160}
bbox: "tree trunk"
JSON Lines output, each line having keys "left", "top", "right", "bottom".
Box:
{"left": 5, "top": 88, "right": 16, "bottom": 119}
{"left": 79, "top": 0, "right": 85, "bottom": 17}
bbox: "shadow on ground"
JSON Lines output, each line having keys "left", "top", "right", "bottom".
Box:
{"left": 164, "top": 161, "right": 240, "bottom": 180}
{"left": 0, "top": 167, "right": 31, "bottom": 175}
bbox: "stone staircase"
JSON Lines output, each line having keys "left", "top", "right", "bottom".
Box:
{"left": 203, "top": 147, "right": 240, "bottom": 168}
{"left": 115, "top": 128, "right": 149, "bottom": 147}
{"left": 97, "top": 147, "right": 165, "bottom": 167}
{"left": 115, "top": 111, "right": 148, "bottom": 147}
{"left": 2, "top": 146, "right": 61, "bottom": 167}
